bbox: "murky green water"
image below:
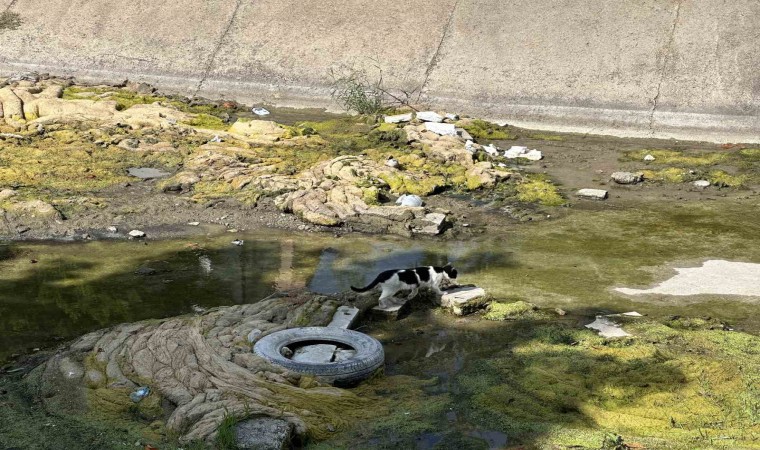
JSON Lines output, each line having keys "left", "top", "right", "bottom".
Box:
{"left": 2, "top": 199, "right": 759, "bottom": 365}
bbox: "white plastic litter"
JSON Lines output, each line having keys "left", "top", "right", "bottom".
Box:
{"left": 252, "top": 107, "right": 270, "bottom": 116}
{"left": 384, "top": 113, "right": 413, "bottom": 124}
{"left": 424, "top": 122, "right": 457, "bottom": 136}
{"left": 396, "top": 194, "right": 424, "bottom": 207}
{"left": 483, "top": 144, "right": 500, "bottom": 156}
{"left": 416, "top": 111, "right": 444, "bottom": 123}
{"left": 585, "top": 316, "right": 631, "bottom": 338}
{"left": 504, "top": 146, "right": 543, "bottom": 161}
{"left": 385, "top": 157, "right": 400, "bottom": 168}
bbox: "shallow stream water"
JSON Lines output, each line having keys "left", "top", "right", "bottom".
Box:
{"left": 2, "top": 199, "right": 760, "bottom": 363}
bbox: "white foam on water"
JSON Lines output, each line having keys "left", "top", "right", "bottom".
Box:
{"left": 615, "top": 260, "right": 760, "bottom": 297}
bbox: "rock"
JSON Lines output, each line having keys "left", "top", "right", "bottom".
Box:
{"left": 235, "top": 417, "right": 294, "bottom": 450}
{"left": 229, "top": 120, "right": 286, "bottom": 142}
{"left": 291, "top": 344, "right": 337, "bottom": 364}
{"left": 576, "top": 188, "right": 608, "bottom": 200}
{"left": 396, "top": 194, "right": 423, "bottom": 207}
{"left": 333, "top": 349, "right": 357, "bottom": 362}
{"left": 118, "top": 138, "right": 140, "bottom": 150}
{"left": 585, "top": 317, "right": 631, "bottom": 338}
{"left": 424, "top": 122, "right": 457, "bottom": 136}
{"left": 643, "top": 154, "right": 656, "bottom": 162}
{"left": 125, "top": 81, "right": 155, "bottom": 95}
{"left": 384, "top": 113, "right": 413, "bottom": 124}
{"left": 372, "top": 300, "right": 410, "bottom": 320}
{"left": 445, "top": 113, "right": 459, "bottom": 121}
{"left": 127, "top": 167, "right": 170, "bottom": 179}
{"left": 7, "top": 200, "right": 61, "bottom": 219}
{"left": 439, "top": 286, "right": 488, "bottom": 315}
{"left": 457, "top": 128, "right": 473, "bottom": 141}
{"left": 85, "top": 369, "right": 106, "bottom": 388}
{"left": 416, "top": 111, "right": 444, "bottom": 123}
{"left": 58, "top": 356, "right": 84, "bottom": 380}
{"left": 693, "top": 180, "right": 711, "bottom": 188}
{"left": 414, "top": 212, "right": 447, "bottom": 235}
{"left": 128, "top": 229, "right": 146, "bottom": 238}
{"left": 134, "top": 267, "right": 157, "bottom": 276}
{"left": 247, "top": 329, "right": 263, "bottom": 343}
{"left": 327, "top": 306, "right": 360, "bottom": 329}
{"left": 0, "top": 188, "right": 17, "bottom": 201}
{"left": 611, "top": 172, "right": 643, "bottom": 185}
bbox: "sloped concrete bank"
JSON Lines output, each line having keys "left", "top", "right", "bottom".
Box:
{"left": 0, "top": 0, "right": 758, "bottom": 143}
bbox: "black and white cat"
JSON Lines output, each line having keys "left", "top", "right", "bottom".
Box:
{"left": 351, "top": 264, "right": 458, "bottom": 308}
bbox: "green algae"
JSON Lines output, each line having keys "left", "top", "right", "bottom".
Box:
{"left": 458, "top": 119, "right": 515, "bottom": 140}
{"left": 483, "top": 300, "right": 537, "bottom": 321}
{"left": 625, "top": 149, "right": 728, "bottom": 166}
{"left": 181, "top": 113, "right": 228, "bottom": 130}
{"left": 515, "top": 174, "right": 565, "bottom": 206}
{"left": 641, "top": 167, "right": 688, "bottom": 183}
{"left": 708, "top": 170, "right": 747, "bottom": 187}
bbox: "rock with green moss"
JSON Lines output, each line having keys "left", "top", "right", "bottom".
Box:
{"left": 483, "top": 300, "right": 538, "bottom": 320}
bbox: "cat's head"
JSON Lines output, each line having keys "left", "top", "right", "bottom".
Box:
{"left": 442, "top": 263, "right": 458, "bottom": 280}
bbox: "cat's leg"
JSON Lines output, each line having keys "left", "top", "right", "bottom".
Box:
{"left": 406, "top": 287, "right": 419, "bottom": 300}
{"left": 378, "top": 287, "right": 395, "bottom": 309}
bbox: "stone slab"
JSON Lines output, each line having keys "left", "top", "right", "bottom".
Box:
{"left": 291, "top": 344, "right": 336, "bottom": 364}
{"left": 327, "top": 305, "right": 359, "bottom": 329}
{"left": 440, "top": 286, "right": 488, "bottom": 316}
{"left": 371, "top": 299, "right": 410, "bottom": 320}
{"left": 576, "top": 188, "right": 608, "bottom": 200}
{"left": 235, "top": 417, "right": 293, "bottom": 450}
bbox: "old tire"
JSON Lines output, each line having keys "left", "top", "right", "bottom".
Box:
{"left": 253, "top": 327, "right": 384, "bottom": 386}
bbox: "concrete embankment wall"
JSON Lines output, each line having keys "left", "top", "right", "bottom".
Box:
{"left": 1, "top": 0, "right": 758, "bottom": 143}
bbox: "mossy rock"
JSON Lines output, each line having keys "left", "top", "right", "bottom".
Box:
{"left": 483, "top": 300, "right": 537, "bottom": 321}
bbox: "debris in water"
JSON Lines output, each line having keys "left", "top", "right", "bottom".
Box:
{"left": 644, "top": 154, "right": 656, "bottom": 161}
{"left": 585, "top": 316, "right": 631, "bottom": 338}
{"left": 396, "top": 194, "right": 423, "bottom": 207}
{"left": 424, "top": 122, "right": 457, "bottom": 136}
{"left": 384, "top": 112, "right": 413, "bottom": 124}
{"left": 385, "top": 156, "right": 400, "bottom": 168}
{"left": 483, "top": 144, "right": 500, "bottom": 156}
{"left": 198, "top": 255, "right": 212, "bottom": 274}
{"left": 231, "top": 239, "right": 244, "bottom": 246}
{"left": 252, "top": 107, "right": 270, "bottom": 116}
{"left": 416, "top": 111, "right": 444, "bottom": 123}
{"left": 504, "top": 145, "right": 542, "bottom": 161}
{"left": 128, "top": 229, "right": 146, "bottom": 238}
{"left": 129, "top": 386, "right": 150, "bottom": 403}
{"left": 187, "top": 221, "right": 200, "bottom": 226}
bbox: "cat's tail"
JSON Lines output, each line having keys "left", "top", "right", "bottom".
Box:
{"left": 350, "top": 279, "right": 380, "bottom": 293}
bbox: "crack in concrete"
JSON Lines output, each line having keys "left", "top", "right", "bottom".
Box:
{"left": 649, "top": 0, "right": 683, "bottom": 133}
{"left": 193, "top": 0, "right": 243, "bottom": 98}
{"left": 418, "top": 0, "right": 460, "bottom": 101}
{"left": 4, "top": 0, "right": 18, "bottom": 12}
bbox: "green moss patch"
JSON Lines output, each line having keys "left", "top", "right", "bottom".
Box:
{"left": 483, "top": 300, "right": 538, "bottom": 320}
{"left": 458, "top": 119, "right": 515, "bottom": 140}
{"left": 625, "top": 149, "right": 727, "bottom": 166}
{"left": 515, "top": 175, "right": 565, "bottom": 206}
